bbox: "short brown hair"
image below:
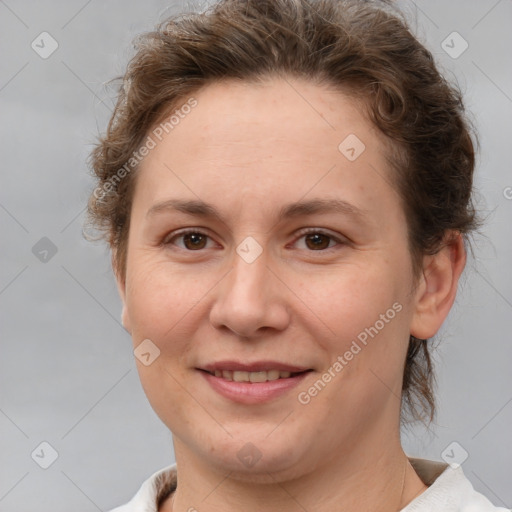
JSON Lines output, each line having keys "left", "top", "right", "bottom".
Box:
{"left": 87, "top": 0, "right": 479, "bottom": 424}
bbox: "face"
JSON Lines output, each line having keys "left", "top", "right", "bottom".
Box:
{"left": 118, "top": 77, "right": 426, "bottom": 481}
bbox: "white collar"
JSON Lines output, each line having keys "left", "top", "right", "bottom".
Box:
{"left": 109, "top": 457, "right": 508, "bottom": 512}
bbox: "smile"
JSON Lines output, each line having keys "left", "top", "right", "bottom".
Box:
{"left": 206, "top": 369, "right": 305, "bottom": 382}
{"left": 198, "top": 364, "right": 313, "bottom": 404}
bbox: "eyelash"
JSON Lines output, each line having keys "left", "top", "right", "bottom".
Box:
{"left": 163, "top": 227, "right": 346, "bottom": 253}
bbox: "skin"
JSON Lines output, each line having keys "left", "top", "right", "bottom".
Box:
{"left": 115, "top": 77, "right": 466, "bottom": 512}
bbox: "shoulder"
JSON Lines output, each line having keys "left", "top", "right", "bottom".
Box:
{"left": 403, "top": 458, "right": 510, "bottom": 512}
{"left": 107, "top": 464, "right": 177, "bottom": 512}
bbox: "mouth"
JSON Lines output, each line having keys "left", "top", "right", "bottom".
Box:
{"left": 200, "top": 368, "right": 311, "bottom": 382}
{"left": 196, "top": 361, "right": 314, "bottom": 404}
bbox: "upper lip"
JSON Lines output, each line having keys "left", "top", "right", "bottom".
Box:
{"left": 199, "top": 360, "right": 312, "bottom": 373}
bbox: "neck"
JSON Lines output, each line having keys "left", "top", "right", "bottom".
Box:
{"left": 163, "top": 436, "right": 427, "bottom": 512}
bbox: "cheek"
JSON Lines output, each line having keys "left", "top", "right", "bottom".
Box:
{"left": 309, "top": 258, "right": 411, "bottom": 402}
{"left": 135, "top": 357, "right": 198, "bottom": 438}
{"left": 312, "top": 260, "right": 407, "bottom": 341}
{"left": 124, "top": 261, "right": 201, "bottom": 421}
{"left": 125, "top": 257, "right": 210, "bottom": 343}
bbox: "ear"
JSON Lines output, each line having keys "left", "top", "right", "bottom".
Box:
{"left": 112, "top": 251, "right": 132, "bottom": 334}
{"left": 410, "top": 232, "right": 467, "bottom": 340}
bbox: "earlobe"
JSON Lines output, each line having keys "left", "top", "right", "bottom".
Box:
{"left": 112, "top": 252, "right": 132, "bottom": 334}
{"left": 121, "top": 305, "right": 132, "bottom": 334}
{"left": 410, "top": 232, "right": 466, "bottom": 340}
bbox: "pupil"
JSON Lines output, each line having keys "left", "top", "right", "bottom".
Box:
{"left": 184, "top": 233, "right": 205, "bottom": 250}
{"left": 306, "top": 233, "right": 329, "bottom": 250}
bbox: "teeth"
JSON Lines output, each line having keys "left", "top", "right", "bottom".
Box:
{"left": 213, "top": 369, "right": 295, "bottom": 382}
{"left": 267, "top": 370, "right": 280, "bottom": 381}
{"left": 233, "top": 371, "right": 249, "bottom": 382}
{"left": 249, "top": 371, "right": 267, "bottom": 383}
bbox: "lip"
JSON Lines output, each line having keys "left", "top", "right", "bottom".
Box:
{"left": 200, "top": 360, "right": 311, "bottom": 373}
{"left": 197, "top": 363, "right": 313, "bottom": 404}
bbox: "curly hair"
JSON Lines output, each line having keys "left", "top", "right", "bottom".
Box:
{"left": 87, "top": 0, "right": 479, "bottom": 424}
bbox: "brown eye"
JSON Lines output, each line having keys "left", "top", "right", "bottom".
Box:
{"left": 293, "top": 229, "right": 344, "bottom": 252}
{"left": 165, "top": 230, "right": 214, "bottom": 251}
{"left": 182, "top": 232, "right": 208, "bottom": 250}
{"left": 304, "top": 233, "right": 332, "bottom": 250}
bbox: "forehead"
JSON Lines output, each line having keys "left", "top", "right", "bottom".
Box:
{"left": 134, "top": 77, "right": 398, "bottom": 223}
{"left": 167, "top": 77, "right": 375, "bottom": 154}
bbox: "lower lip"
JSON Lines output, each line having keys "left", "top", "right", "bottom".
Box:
{"left": 199, "top": 370, "right": 311, "bottom": 404}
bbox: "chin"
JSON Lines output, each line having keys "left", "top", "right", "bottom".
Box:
{"left": 201, "top": 433, "right": 312, "bottom": 483}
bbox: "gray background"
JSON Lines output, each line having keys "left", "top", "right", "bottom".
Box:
{"left": 1, "top": 1, "right": 511, "bottom": 510}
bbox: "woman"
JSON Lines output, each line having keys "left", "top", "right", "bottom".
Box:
{"left": 87, "top": 0, "right": 507, "bottom": 510}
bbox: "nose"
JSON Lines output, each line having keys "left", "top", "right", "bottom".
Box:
{"left": 209, "top": 249, "right": 290, "bottom": 339}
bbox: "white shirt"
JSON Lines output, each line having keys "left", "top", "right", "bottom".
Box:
{"left": 108, "top": 457, "right": 510, "bottom": 512}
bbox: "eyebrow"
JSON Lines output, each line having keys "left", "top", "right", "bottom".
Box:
{"left": 146, "top": 197, "right": 369, "bottom": 225}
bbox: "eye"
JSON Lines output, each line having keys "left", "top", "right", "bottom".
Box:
{"left": 291, "top": 228, "right": 346, "bottom": 252}
{"left": 164, "top": 229, "right": 216, "bottom": 251}
{"left": 163, "top": 228, "right": 346, "bottom": 253}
